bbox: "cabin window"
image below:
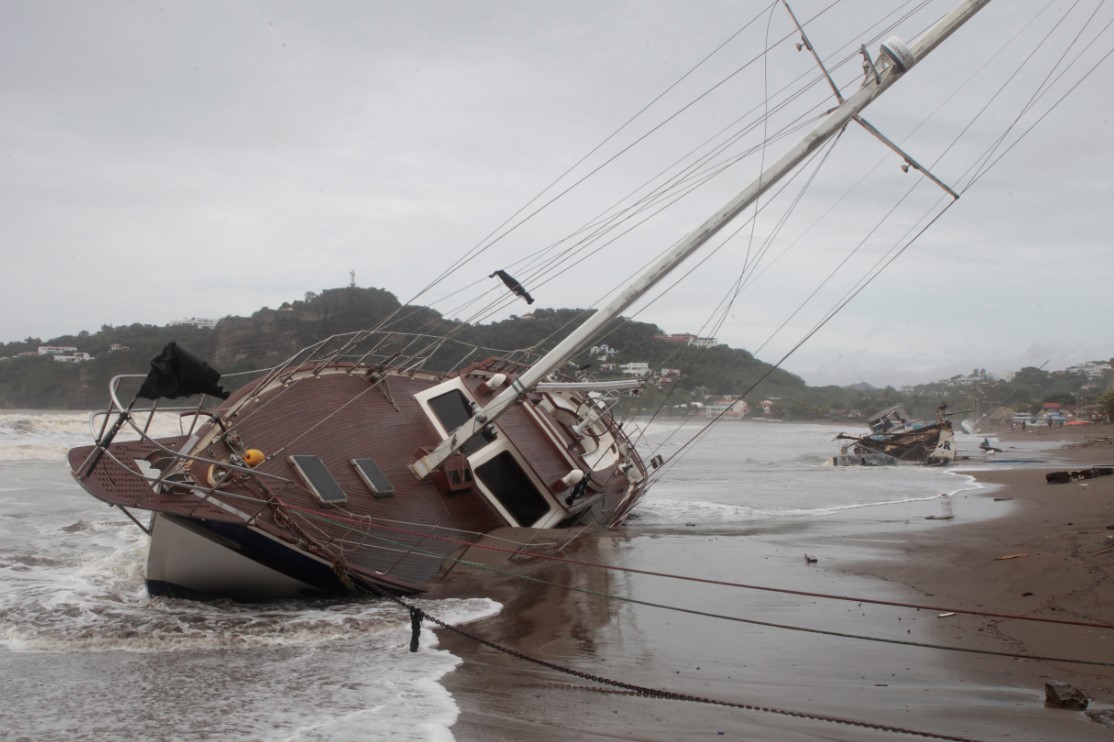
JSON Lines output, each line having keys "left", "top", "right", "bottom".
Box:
{"left": 288, "top": 455, "right": 348, "bottom": 506}
{"left": 352, "top": 458, "right": 395, "bottom": 497}
{"left": 474, "top": 451, "right": 551, "bottom": 526}
{"left": 427, "top": 389, "right": 488, "bottom": 455}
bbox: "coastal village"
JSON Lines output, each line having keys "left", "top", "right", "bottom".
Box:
{"left": 5, "top": 313, "right": 1111, "bottom": 425}
{"left": 1, "top": 318, "right": 216, "bottom": 364}
{"left": 5, "top": 3, "right": 1114, "bottom": 739}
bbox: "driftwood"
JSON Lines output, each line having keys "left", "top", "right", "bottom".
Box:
{"left": 1046, "top": 466, "right": 1113, "bottom": 485}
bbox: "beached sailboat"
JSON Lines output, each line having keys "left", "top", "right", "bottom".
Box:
{"left": 830, "top": 404, "right": 956, "bottom": 466}
{"left": 66, "top": 0, "right": 1065, "bottom": 599}
{"left": 69, "top": 341, "right": 651, "bottom": 598}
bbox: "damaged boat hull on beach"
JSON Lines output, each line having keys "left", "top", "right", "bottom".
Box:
{"left": 832, "top": 405, "right": 957, "bottom": 466}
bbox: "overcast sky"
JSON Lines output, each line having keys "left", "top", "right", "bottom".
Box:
{"left": 3, "top": 0, "right": 1112, "bottom": 387}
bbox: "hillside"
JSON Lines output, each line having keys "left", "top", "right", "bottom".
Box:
{"left": 2, "top": 286, "right": 1108, "bottom": 422}
{"left": 0, "top": 286, "right": 807, "bottom": 411}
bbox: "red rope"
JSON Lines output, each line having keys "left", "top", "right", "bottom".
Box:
{"left": 280, "top": 500, "right": 1114, "bottom": 632}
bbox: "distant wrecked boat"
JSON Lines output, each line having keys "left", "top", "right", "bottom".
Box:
{"left": 830, "top": 404, "right": 956, "bottom": 467}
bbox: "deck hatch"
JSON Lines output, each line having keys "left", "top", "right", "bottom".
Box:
{"left": 427, "top": 389, "right": 488, "bottom": 455}
{"left": 352, "top": 458, "right": 395, "bottom": 497}
{"left": 474, "top": 451, "right": 550, "bottom": 527}
{"left": 288, "top": 455, "right": 348, "bottom": 506}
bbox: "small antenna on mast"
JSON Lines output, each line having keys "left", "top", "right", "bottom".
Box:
{"left": 781, "top": 2, "right": 955, "bottom": 200}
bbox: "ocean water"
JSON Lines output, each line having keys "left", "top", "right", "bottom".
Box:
{"left": 0, "top": 411, "right": 498, "bottom": 741}
{"left": 634, "top": 418, "right": 1060, "bottom": 527}
{"left": 0, "top": 411, "right": 1050, "bottom": 740}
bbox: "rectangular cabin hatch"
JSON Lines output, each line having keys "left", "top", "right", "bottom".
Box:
{"left": 352, "top": 458, "right": 395, "bottom": 498}
{"left": 426, "top": 388, "right": 489, "bottom": 455}
{"left": 288, "top": 455, "right": 348, "bottom": 506}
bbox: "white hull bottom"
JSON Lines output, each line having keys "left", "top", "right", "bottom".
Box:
{"left": 146, "top": 514, "right": 326, "bottom": 600}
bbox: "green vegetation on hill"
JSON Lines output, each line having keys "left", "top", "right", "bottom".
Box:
{"left": 0, "top": 324, "right": 217, "bottom": 409}
{"left": 1, "top": 287, "right": 1110, "bottom": 422}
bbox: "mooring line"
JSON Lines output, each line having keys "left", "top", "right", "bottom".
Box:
{"left": 355, "top": 577, "right": 984, "bottom": 742}
{"left": 288, "top": 502, "right": 1114, "bottom": 631}
{"left": 283, "top": 503, "right": 1114, "bottom": 667}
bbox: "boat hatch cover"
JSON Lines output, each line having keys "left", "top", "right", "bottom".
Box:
{"left": 288, "top": 455, "right": 348, "bottom": 506}
{"left": 352, "top": 457, "right": 395, "bottom": 498}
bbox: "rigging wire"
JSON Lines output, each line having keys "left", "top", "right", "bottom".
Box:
{"left": 237, "top": 1, "right": 1114, "bottom": 477}
{"left": 356, "top": 2, "right": 942, "bottom": 384}
{"left": 381, "top": 0, "right": 926, "bottom": 346}
{"left": 392, "top": 3, "right": 793, "bottom": 311}
{"left": 559, "top": 2, "right": 959, "bottom": 452}
{"left": 326, "top": 0, "right": 1010, "bottom": 380}
{"left": 619, "top": 137, "right": 847, "bottom": 453}
{"left": 215, "top": 0, "right": 1114, "bottom": 612}
{"left": 118, "top": 7, "right": 1114, "bottom": 733}
{"left": 642, "top": 0, "right": 1114, "bottom": 471}
{"left": 711, "top": 4, "right": 1090, "bottom": 371}
{"left": 960, "top": 4, "right": 1114, "bottom": 192}
{"left": 283, "top": 499, "right": 1114, "bottom": 637}
{"left": 372, "top": 102, "right": 832, "bottom": 364}
{"left": 435, "top": 73, "right": 836, "bottom": 330}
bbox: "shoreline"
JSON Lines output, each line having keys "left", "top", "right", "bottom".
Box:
{"left": 434, "top": 424, "right": 1114, "bottom": 741}
{"left": 848, "top": 425, "right": 1114, "bottom": 686}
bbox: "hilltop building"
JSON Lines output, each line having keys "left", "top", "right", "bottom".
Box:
{"left": 619, "top": 362, "right": 650, "bottom": 377}
{"left": 169, "top": 317, "right": 217, "bottom": 329}
{"left": 654, "top": 333, "right": 716, "bottom": 348}
{"left": 52, "top": 352, "right": 92, "bottom": 363}
{"left": 1067, "top": 361, "right": 1112, "bottom": 379}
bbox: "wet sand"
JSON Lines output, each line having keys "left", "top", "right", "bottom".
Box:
{"left": 433, "top": 423, "right": 1114, "bottom": 741}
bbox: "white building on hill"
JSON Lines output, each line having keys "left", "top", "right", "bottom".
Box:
{"left": 619, "top": 362, "right": 650, "bottom": 377}
{"left": 52, "top": 352, "right": 93, "bottom": 363}
{"left": 169, "top": 317, "right": 217, "bottom": 329}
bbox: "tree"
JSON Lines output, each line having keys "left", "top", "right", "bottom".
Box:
{"left": 1098, "top": 389, "right": 1114, "bottom": 417}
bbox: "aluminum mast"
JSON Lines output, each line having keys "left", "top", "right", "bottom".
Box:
{"left": 412, "top": 0, "right": 993, "bottom": 480}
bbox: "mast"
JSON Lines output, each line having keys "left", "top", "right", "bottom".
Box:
{"left": 411, "top": 0, "right": 993, "bottom": 480}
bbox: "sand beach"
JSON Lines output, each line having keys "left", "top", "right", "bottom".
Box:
{"left": 431, "top": 423, "right": 1114, "bottom": 741}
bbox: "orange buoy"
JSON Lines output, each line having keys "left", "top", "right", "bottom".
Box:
{"left": 243, "top": 449, "right": 266, "bottom": 467}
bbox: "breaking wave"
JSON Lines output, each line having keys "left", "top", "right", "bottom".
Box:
{"left": 0, "top": 512, "right": 497, "bottom": 654}
{"left": 0, "top": 411, "right": 191, "bottom": 462}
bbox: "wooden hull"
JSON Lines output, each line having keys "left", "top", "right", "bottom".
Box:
{"left": 68, "top": 353, "right": 648, "bottom": 599}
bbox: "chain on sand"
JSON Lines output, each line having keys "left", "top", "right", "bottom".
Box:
{"left": 351, "top": 575, "right": 984, "bottom": 742}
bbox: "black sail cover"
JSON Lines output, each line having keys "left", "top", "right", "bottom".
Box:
{"left": 137, "top": 341, "right": 230, "bottom": 400}
{"left": 489, "top": 269, "right": 534, "bottom": 304}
